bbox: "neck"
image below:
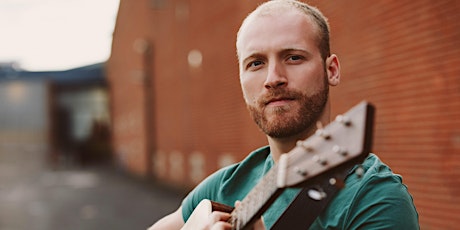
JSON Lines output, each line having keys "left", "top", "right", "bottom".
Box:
{"left": 268, "top": 101, "right": 331, "bottom": 163}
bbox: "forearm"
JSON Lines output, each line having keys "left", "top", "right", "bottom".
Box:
{"left": 148, "top": 208, "right": 184, "bottom": 230}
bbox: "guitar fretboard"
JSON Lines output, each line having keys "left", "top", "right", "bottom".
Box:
{"left": 230, "top": 164, "right": 285, "bottom": 230}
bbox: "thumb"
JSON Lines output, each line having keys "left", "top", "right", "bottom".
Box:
{"left": 234, "top": 200, "right": 242, "bottom": 207}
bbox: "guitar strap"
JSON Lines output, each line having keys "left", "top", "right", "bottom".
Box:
{"left": 271, "top": 163, "right": 358, "bottom": 230}
{"left": 271, "top": 180, "right": 341, "bottom": 230}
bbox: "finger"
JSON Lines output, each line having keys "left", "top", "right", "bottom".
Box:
{"left": 207, "top": 211, "right": 232, "bottom": 229}
{"left": 210, "top": 221, "right": 232, "bottom": 230}
{"left": 234, "top": 200, "right": 241, "bottom": 207}
{"left": 209, "top": 211, "right": 232, "bottom": 222}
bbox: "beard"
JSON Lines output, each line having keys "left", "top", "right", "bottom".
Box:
{"left": 247, "top": 78, "right": 329, "bottom": 139}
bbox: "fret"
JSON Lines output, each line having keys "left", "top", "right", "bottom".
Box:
{"left": 231, "top": 165, "right": 285, "bottom": 230}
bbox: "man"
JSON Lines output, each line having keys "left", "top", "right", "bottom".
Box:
{"left": 149, "top": 0, "right": 419, "bottom": 229}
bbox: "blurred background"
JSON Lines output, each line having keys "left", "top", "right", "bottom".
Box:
{"left": 0, "top": 0, "right": 459, "bottom": 229}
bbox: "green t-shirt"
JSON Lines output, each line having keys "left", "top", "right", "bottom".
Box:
{"left": 182, "top": 146, "right": 419, "bottom": 229}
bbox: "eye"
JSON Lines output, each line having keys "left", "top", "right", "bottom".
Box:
{"left": 247, "top": 60, "right": 264, "bottom": 70}
{"left": 287, "top": 55, "right": 304, "bottom": 62}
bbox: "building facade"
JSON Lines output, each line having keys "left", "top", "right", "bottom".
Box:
{"left": 0, "top": 63, "right": 110, "bottom": 167}
{"left": 107, "top": 1, "right": 460, "bottom": 229}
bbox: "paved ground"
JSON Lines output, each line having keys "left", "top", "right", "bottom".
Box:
{"left": 0, "top": 144, "right": 185, "bottom": 230}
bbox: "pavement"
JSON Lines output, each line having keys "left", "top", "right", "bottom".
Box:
{"left": 0, "top": 144, "right": 185, "bottom": 230}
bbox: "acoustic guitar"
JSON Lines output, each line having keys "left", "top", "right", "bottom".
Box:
{"left": 182, "top": 101, "right": 375, "bottom": 230}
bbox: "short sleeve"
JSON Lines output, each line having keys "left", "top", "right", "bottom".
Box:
{"left": 181, "top": 166, "right": 229, "bottom": 222}
{"left": 344, "top": 172, "right": 419, "bottom": 229}
{"left": 311, "top": 154, "right": 419, "bottom": 229}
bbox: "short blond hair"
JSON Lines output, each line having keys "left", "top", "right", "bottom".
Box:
{"left": 237, "top": 0, "right": 331, "bottom": 60}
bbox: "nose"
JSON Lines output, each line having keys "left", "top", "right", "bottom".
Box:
{"left": 264, "top": 61, "right": 287, "bottom": 89}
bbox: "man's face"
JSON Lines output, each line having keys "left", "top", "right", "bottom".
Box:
{"left": 237, "top": 10, "right": 330, "bottom": 138}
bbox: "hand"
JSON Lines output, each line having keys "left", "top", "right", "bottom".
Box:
{"left": 205, "top": 211, "right": 232, "bottom": 230}
{"left": 202, "top": 201, "right": 266, "bottom": 230}
{"left": 204, "top": 210, "right": 266, "bottom": 230}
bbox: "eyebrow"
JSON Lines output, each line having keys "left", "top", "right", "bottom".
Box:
{"left": 241, "top": 47, "right": 313, "bottom": 65}
{"left": 241, "top": 53, "right": 265, "bottom": 67}
{"left": 280, "top": 48, "right": 313, "bottom": 57}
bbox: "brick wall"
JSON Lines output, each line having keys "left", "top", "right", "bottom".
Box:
{"left": 311, "top": 1, "right": 460, "bottom": 229}
{"left": 107, "top": 0, "right": 154, "bottom": 176}
{"left": 107, "top": 0, "right": 460, "bottom": 228}
{"left": 147, "top": 0, "right": 266, "bottom": 186}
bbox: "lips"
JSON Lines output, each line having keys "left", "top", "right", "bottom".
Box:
{"left": 265, "top": 97, "right": 294, "bottom": 106}
{"left": 259, "top": 89, "right": 299, "bottom": 107}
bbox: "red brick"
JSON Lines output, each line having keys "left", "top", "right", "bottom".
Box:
{"left": 108, "top": 0, "right": 460, "bottom": 228}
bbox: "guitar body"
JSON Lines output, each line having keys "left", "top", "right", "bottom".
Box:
{"left": 181, "top": 199, "right": 212, "bottom": 230}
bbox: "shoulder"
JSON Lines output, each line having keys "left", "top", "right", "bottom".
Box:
{"left": 351, "top": 154, "right": 419, "bottom": 228}
{"left": 349, "top": 154, "right": 417, "bottom": 208}
{"left": 350, "top": 154, "right": 411, "bottom": 198}
{"left": 315, "top": 154, "right": 419, "bottom": 229}
{"left": 197, "top": 146, "right": 271, "bottom": 192}
{"left": 348, "top": 153, "right": 402, "bottom": 187}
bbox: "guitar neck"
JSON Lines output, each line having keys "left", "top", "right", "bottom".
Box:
{"left": 230, "top": 165, "right": 284, "bottom": 230}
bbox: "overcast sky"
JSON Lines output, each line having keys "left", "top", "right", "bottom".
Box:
{"left": 0, "top": 0, "right": 120, "bottom": 71}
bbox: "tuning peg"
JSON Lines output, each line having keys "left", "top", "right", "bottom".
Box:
{"left": 335, "top": 115, "right": 351, "bottom": 126}
{"left": 313, "top": 155, "right": 328, "bottom": 166}
{"left": 294, "top": 167, "right": 308, "bottom": 177}
{"left": 315, "top": 120, "right": 331, "bottom": 139}
{"left": 355, "top": 165, "right": 364, "bottom": 178}
{"left": 329, "top": 177, "right": 345, "bottom": 189}
{"left": 307, "top": 187, "right": 327, "bottom": 201}
{"left": 315, "top": 128, "right": 331, "bottom": 139}
{"left": 296, "top": 140, "right": 313, "bottom": 152}
{"left": 333, "top": 145, "right": 348, "bottom": 156}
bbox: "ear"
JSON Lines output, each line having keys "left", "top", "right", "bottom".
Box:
{"left": 325, "top": 54, "right": 340, "bottom": 86}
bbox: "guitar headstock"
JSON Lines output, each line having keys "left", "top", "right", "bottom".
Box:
{"left": 277, "top": 101, "right": 375, "bottom": 188}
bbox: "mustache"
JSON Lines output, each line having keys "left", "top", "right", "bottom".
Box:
{"left": 258, "top": 88, "right": 303, "bottom": 106}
